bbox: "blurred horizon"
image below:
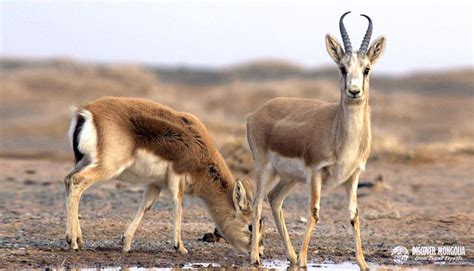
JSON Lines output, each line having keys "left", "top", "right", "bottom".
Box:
{"left": 1, "top": 1, "right": 473, "bottom": 75}
{"left": 2, "top": 55, "right": 473, "bottom": 77}
{"left": 1, "top": 55, "right": 473, "bottom": 84}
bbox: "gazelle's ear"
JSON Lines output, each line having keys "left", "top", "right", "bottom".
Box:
{"left": 325, "top": 34, "right": 345, "bottom": 64}
{"left": 232, "top": 179, "right": 249, "bottom": 211}
{"left": 367, "top": 36, "right": 386, "bottom": 64}
{"left": 241, "top": 178, "right": 254, "bottom": 203}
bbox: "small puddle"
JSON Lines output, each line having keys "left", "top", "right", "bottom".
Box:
{"left": 63, "top": 261, "right": 472, "bottom": 270}
{"left": 65, "top": 263, "right": 357, "bottom": 270}
{"left": 262, "top": 260, "right": 359, "bottom": 270}
{"left": 180, "top": 261, "right": 359, "bottom": 270}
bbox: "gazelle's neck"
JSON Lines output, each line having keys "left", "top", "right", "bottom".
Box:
{"left": 334, "top": 97, "right": 370, "bottom": 149}
{"left": 201, "top": 188, "right": 235, "bottom": 225}
{"left": 194, "top": 165, "right": 240, "bottom": 246}
{"left": 192, "top": 151, "right": 237, "bottom": 223}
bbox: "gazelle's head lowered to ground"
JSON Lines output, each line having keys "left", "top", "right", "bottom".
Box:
{"left": 325, "top": 11, "right": 386, "bottom": 104}
{"left": 62, "top": 97, "right": 259, "bottom": 257}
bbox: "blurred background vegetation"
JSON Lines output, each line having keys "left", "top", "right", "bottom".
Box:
{"left": 1, "top": 58, "right": 472, "bottom": 175}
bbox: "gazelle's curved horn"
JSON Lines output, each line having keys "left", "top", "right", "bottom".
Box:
{"left": 339, "top": 11, "right": 352, "bottom": 54}
{"left": 359, "top": 14, "right": 373, "bottom": 54}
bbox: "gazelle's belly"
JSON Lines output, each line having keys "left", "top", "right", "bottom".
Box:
{"left": 268, "top": 151, "right": 365, "bottom": 186}
{"left": 116, "top": 149, "right": 171, "bottom": 185}
{"left": 268, "top": 151, "right": 311, "bottom": 181}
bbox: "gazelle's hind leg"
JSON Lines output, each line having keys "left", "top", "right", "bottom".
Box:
{"left": 345, "top": 170, "right": 369, "bottom": 270}
{"left": 268, "top": 178, "right": 298, "bottom": 264}
{"left": 122, "top": 184, "right": 161, "bottom": 252}
{"left": 168, "top": 172, "right": 187, "bottom": 254}
{"left": 64, "top": 165, "right": 109, "bottom": 250}
{"left": 298, "top": 171, "right": 323, "bottom": 267}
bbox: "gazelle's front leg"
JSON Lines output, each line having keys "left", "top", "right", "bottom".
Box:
{"left": 345, "top": 170, "right": 369, "bottom": 270}
{"left": 251, "top": 163, "right": 275, "bottom": 265}
{"left": 169, "top": 173, "right": 188, "bottom": 254}
{"left": 122, "top": 184, "right": 161, "bottom": 252}
{"left": 268, "top": 179, "right": 298, "bottom": 264}
{"left": 298, "top": 171, "right": 322, "bottom": 267}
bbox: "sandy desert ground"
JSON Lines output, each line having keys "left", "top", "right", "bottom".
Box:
{"left": 0, "top": 58, "right": 473, "bottom": 269}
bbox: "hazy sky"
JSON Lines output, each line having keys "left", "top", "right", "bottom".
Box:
{"left": 1, "top": 1, "right": 473, "bottom": 74}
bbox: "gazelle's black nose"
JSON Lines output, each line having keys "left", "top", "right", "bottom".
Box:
{"left": 349, "top": 89, "right": 361, "bottom": 96}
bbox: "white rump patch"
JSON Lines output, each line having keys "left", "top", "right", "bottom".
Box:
{"left": 76, "top": 109, "right": 98, "bottom": 164}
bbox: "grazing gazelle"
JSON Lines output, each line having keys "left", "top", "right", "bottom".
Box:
{"left": 64, "top": 97, "right": 257, "bottom": 255}
{"left": 247, "top": 12, "right": 386, "bottom": 269}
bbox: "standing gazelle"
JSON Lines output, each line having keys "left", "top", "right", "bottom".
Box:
{"left": 64, "top": 97, "right": 258, "bottom": 256}
{"left": 247, "top": 12, "right": 386, "bottom": 269}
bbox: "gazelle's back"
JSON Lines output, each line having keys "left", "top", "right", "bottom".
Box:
{"left": 80, "top": 96, "right": 215, "bottom": 174}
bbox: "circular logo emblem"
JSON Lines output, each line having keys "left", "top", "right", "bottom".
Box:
{"left": 391, "top": 246, "right": 409, "bottom": 264}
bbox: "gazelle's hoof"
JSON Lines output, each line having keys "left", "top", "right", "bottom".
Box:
{"left": 357, "top": 261, "right": 369, "bottom": 270}
{"left": 250, "top": 251, "right": 260, "bottom": 266}
{"left": 178, "top": 247, "right": 189, "bottom": 255}
{"left": 286, "top": 263, "right": 299, "bottom": 271}
{"left": 77, "top": 238, "right": 84, "bottom": 250}
{"left": 122, "top": 245, "right": 131, "bottom": 254}
{"left": 121, "top": 235, "right": 132, "bottom": 253}
{"left": 65, "top": 234, "right": 82, "bottom": 250}
{"left": 298, "top": 258, "right": 308, "bottom": 268}
{"left": 287, "top": 252, "right": 298, "bottom": 265}
{"left": 251, "top": 260, "right": 261, "bottom": 266}
{"left": 174, "top": 245, "right": 189, "bottom": 255}
{"left": 71, "top": 240, "right": 80, "bottom": 250}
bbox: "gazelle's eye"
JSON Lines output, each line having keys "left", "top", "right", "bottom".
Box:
{"left": 364, "top": 68, "right": 371, "bottom": 76}
{"left": 248, "top": 224, "right": 253, "bottom": 232}
{"left": 340, "top": 67, "right": 347, "bottom": 75}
